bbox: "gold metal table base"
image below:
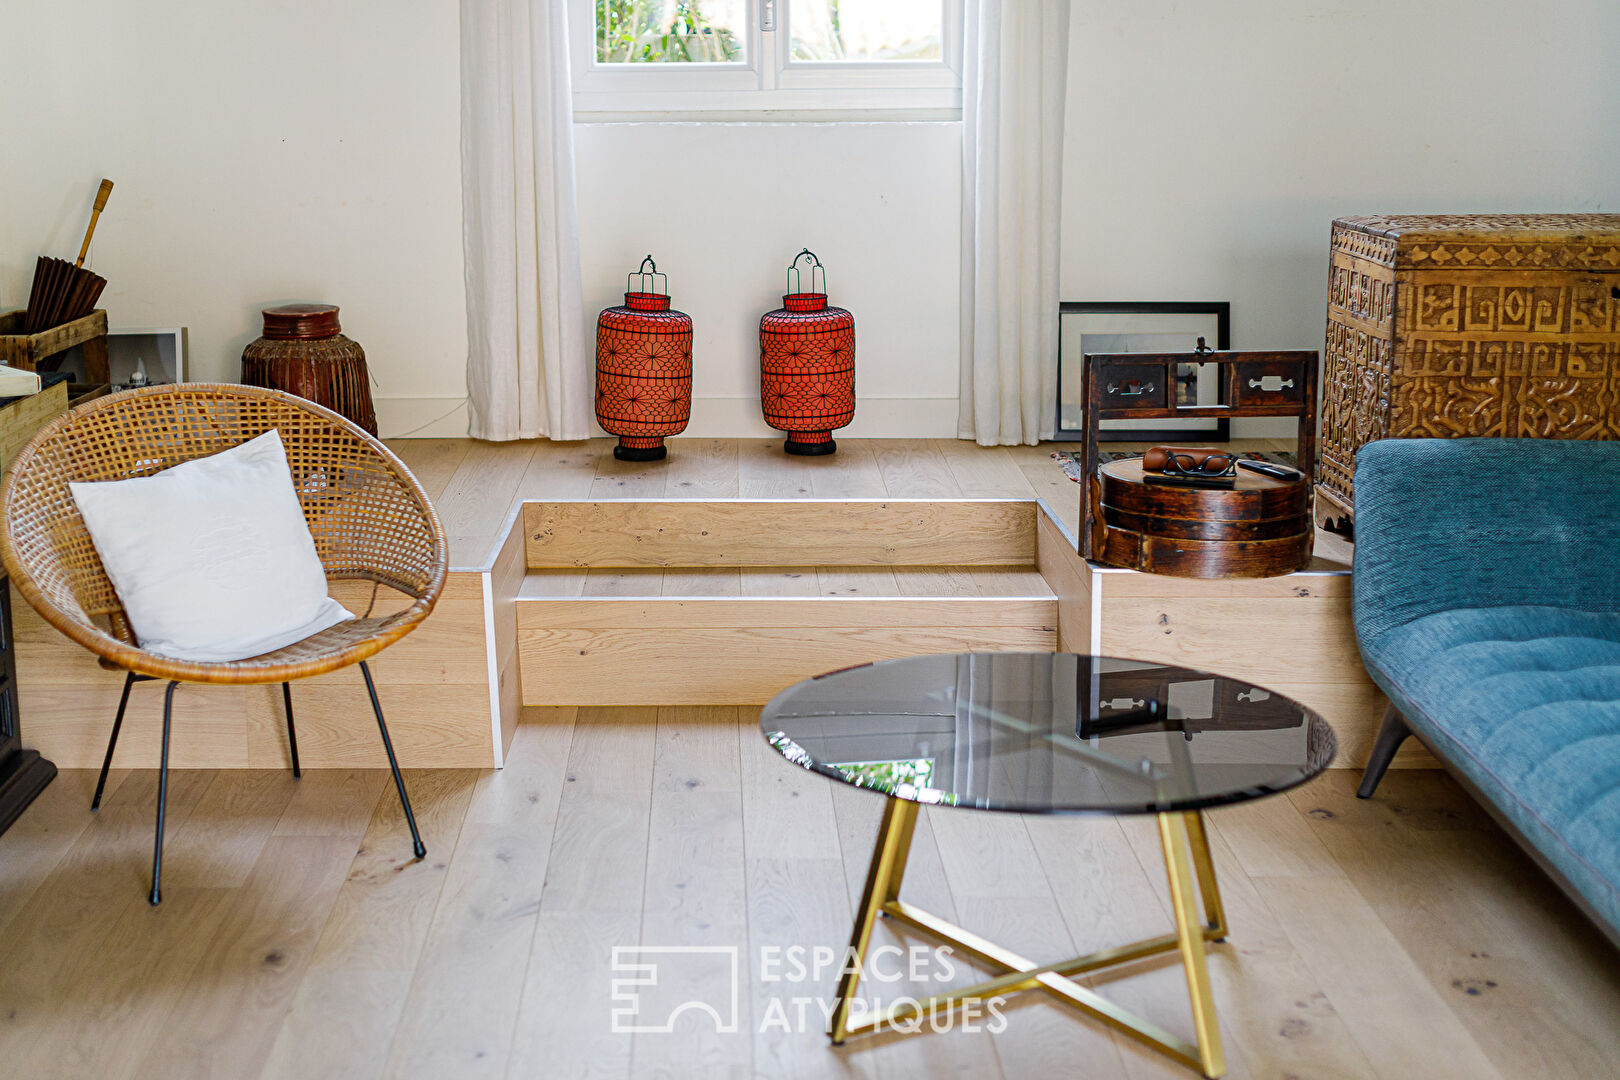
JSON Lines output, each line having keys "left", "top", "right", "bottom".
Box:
{"left": 829, "top": 799, "right": 1229, "bottom": 1078}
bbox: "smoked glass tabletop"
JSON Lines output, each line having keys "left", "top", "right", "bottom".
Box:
{"left": 760, "top": 653, "right": 1336, "bottom": 815}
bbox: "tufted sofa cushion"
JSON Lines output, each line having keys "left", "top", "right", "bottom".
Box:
{"left": 1352, "top": 438, "right": 1620, "bottom": 939}
{"left": 1364, "top": 605, "right": 1620, "bottom": 932}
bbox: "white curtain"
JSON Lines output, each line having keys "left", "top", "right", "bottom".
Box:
{"left": 460, "top": 0, "right": 591, "bottom": 441}
{"left": 958, "top": 0, "right": 1071, "bottom": 446}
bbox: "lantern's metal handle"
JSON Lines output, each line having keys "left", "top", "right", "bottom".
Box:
{"left": 787, "top": 248, "right": 826, "bottom": 296}
{"left": 628, "top": 254, "right": 667, "bottom": 296}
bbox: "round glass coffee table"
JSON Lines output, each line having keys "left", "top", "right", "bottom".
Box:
{"left": 761, "top": 652, "right": 1336, "bottom": 1079}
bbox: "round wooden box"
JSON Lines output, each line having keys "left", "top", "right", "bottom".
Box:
{"left": 1095, "top": 459, "right": 1313, "bottom": 579}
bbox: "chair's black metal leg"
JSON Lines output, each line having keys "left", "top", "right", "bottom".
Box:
{"left": 91, "top": 670, "right": 138, "bottom": 811}
{"left": 151, "top": 681, "right": 179, "bottom": 906}
{"left": 359, "top": 660, "right": 425, "bottom": 859}
{"left": 282, "top": 682, "right": 301, "bottom": 779}
{"left": 1357, "top": 703, "right": 1412, "bottom": 799}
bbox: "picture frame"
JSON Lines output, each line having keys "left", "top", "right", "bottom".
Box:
{"left": 107, "top": 326, "right": 186, "bottom": 389}
{"left": 47, "top": 326, "right": 187, "bottom": 390}
{"left": 1055, "top": 301, "right": 1231, "bottom": 442}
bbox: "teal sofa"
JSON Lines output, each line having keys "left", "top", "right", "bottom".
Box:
{"left": 1351, "top": 438, "right": 1620, "bottom": 944}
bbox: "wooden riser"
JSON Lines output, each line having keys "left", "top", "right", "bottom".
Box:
{"left": 12, "top": 571, "right": 512, "bottom": 770}
{"left": 525, "top": 499, "right": 1038, "bottom": 568}
{"left": 1080, "top": 573, "right": 1432, "bottom": 772}
{"left": 1039, "top": 507, "right": 1426, "bottom": 770}
{"left": 14, "top": 495, "right": 533, "bottom": 771}
{"left": 517, "top": 599, "right": 1059, "bottom": 706}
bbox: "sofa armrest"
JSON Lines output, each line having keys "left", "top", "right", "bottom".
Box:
{"left": 1351, "top": 438, "right": 1620, "bottom": 647}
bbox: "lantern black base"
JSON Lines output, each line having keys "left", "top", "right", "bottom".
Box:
{"left": 614, "top": 444, "right": 668, "bottom": 462}
{"left": 784, "top": 437, "right": 837, "bottom": 457}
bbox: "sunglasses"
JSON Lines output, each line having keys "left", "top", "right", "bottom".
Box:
{"left": 1162, "top": 452, "right": 1237, "bottom": 478}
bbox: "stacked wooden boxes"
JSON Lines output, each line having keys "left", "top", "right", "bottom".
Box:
{"left": 0, "top": 308, "right": 112, "bottom": 430}
{"left": 0, "top": 308, "right": 111, "bottom": 386}
{"left": 0, "top": 309, "right": 114, "bottom": 469}
{"left": 0, "top": 379, "right": 69, "bottom": 473}
{"left": 1318, "top": 215, "right": 1620, "bottom": 531}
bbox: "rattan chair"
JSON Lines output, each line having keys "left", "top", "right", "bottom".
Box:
{"left": 0, "top": 384, "right": 448, "bottom": 904}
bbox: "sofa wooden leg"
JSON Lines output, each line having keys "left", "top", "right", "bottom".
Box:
{"left": 1357, "top": 704, "right": 1411, "bottom": 799}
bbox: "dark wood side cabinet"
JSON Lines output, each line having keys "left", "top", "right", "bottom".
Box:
{"left": 0, "top": 574, "right": 54, "bottom": 836}
{"left": 1079, "top": 347, "right": 1319, "bottom": 579}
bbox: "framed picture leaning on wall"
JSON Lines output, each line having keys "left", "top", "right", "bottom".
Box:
{"left": 1054, "top": 301, "right": 1230, "bottom": 442}
{"left": 46, "top": 326, "right": 187, "bottom": 391}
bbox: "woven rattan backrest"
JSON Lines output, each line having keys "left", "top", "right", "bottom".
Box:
{"left": 2, "top": 384, "right": 446, "bottom": 633}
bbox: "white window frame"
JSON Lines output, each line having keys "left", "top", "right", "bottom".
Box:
{"left": 570, "top": 0, "right": 964, "bottom": 121}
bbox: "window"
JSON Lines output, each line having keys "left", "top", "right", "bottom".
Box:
{"left": 572, "top": 1, "right": 964, "bottom": 119}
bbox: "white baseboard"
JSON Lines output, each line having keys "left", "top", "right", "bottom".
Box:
{"left": 682, "top": 396, "right": 960, "bottom": 439}
{"left": 377, "top": 394, "right": 960, "bottom": 440}
{"left": 378, "top": 393, "right": 1286, "bottom": 443}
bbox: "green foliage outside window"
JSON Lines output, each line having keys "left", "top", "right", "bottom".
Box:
{"left": 596, "top": 1, "right": 744, "bottom": 63}
{"left": 593, "top": 2, "right": 941, "bottom": 66}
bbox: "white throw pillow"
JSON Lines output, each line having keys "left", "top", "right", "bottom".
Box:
{"left": 69, "top": 429, "right": 352, "bottom": 663}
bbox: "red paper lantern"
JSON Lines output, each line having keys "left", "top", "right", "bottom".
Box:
{"left": 759, "top": 249, "right": 855, "bottom": 455}
{"left": 596, "top": 256, "right": 693, "bottom": 461}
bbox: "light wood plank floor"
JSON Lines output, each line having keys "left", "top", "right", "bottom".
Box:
{"left": 2, "top": 438, "right": 1616, "bottom": 1078}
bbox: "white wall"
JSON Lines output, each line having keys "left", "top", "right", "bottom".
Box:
{"left": 5, "top": 2, "right": 1615, "bottom": 439}
{"left": 570, "top": 0, "right": 1620, "bottom": 440}
{"left": 0, "top": 1, "right": 467, "bottom": 438}
{"left": 574, "top": 122, "right": 961, "bottom": 438}
{"left": 1062, "top": 0, "right": 1620, "bottom": 355}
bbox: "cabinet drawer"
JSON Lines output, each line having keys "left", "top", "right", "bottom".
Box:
{"left": 1097, "top": 364, "right": 1167, "bottom": 411}
{"left": 1232, "top": 360, "right": 1305, "bottom": 407}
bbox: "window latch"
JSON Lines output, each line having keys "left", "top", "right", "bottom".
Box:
{"left": 761, "top": 0, "right": 777, "bottom": 32}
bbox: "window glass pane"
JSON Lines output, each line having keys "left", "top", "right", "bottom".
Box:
{"left": 789, "top": 0, "right": 943, "bottom": 61}
{"left": 596, "top": 1, "right": 747, "bottom": 64}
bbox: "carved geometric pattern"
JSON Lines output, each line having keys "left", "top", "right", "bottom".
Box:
{"left": 1321, "top": 216, "right": 1620, "bottom": 512}
{"left": 759, "top": 298, "right": 856, "bottom": 442}
{"left": 1331, "top": 223, "right": 1398, "bottom": 265}
{"left": 1328, "top": 260, "right": 1395, "bottom": 324}
{"left": 1335, "top": 214, "right": 1620, "bottom": 270}
{"left": 595, "top": 296, "right": 693, "bottom": 442}
{"left": 1319, "top": 317, "right": 1393, "bottom": 505}
{"left": 1339, "top": 213, "right": 1620, "bottom": 234}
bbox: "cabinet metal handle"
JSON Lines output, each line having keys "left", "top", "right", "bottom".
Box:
{"left": 1106, "top": 380, "right": 1155, "bottom": 397}
{"left": 1248, "top": 376, "right": 1294, "bottom": 392}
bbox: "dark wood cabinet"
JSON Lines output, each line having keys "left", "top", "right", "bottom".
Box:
{"left": 0, "top": 575, "right": 54, "bottom": 836}
{"left": 1079, "top": 348, "right": 1319, "bottom": 579}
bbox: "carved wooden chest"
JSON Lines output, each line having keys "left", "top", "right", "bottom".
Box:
{"left": 1318, "top": 214, "right": 1620, "bottom": 529}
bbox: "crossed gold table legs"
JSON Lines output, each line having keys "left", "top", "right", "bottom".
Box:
{"left": 829, "top": 799, "right": 1229, "bottom": 1078}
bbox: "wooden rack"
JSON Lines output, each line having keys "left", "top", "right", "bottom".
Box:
{"left": 1080, "top": 348, "right": 1319, "bottom": 560}
{"left": 0, "top": 308, "right": 112, "bottom": 405}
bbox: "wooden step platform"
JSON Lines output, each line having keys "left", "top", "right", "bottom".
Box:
{"left": 12, "top": 491, "right": 1420, "bottom": 771}
{"left": 517, "top": 499, "right": 1058, "bottom": 706}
